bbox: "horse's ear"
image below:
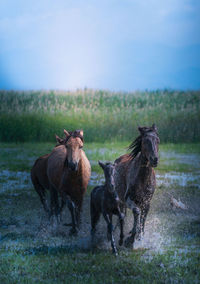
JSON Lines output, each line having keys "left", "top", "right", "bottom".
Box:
{"left": 98, "top": 160, "right": 105, "bottom": 170}
{"left": 76, "top": 129, "right": 84, "bottom": 137}
{"left": 152, "top": 123, "right": 158, "bottom": 132}
{"left": 64, "top": 129, "right": 70, "bottom": 137}
{"left": 113, "top": 163, "right": 117, "bottom": 171}
{"left": 55, "top": 134, "right": 63, "bottom": 144}
{"left": 138, "top": 126, "right": 145, "bottom": 135}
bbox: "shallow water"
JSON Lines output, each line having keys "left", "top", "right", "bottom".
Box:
{"left": 0, "top": 149, "right": 200, "bottom": 256}
{"left": 0, "top": 170, "right": 31, "bottom": 193}
{"left": 157, "top": 171, "right": 200, "bottom": 189}
{"left": 160, "top": 151, "right": 200, "bottom": 168}
{"left": 1, "top": 168, "right": 199, "bottom": 194}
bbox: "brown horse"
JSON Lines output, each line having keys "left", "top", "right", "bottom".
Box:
{"left": 31, "top": 134, "right": 66, "bottom": 214}
{"left": 47, "top": 129, "right": 91, "bottom": 235}
{"left": 114, "top": 124, "right": 160, "bottom": 247}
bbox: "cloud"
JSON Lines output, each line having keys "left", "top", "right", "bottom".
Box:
{"left": 0, "top": 0, "right": 199, "bottom": 89}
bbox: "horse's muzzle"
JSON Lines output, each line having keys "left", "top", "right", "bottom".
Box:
{"left": 150, "top": 157, "right": 158, "bottom": 167}
{"left": 68, "top": 162, "right": 78, "bottom": 171}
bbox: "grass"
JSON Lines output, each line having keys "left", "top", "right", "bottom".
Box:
{"left": 0, "top": 89, "right": 200, "bottom": 143}
{"left": 0, "top": 249, "right": 199, "bottom": 283}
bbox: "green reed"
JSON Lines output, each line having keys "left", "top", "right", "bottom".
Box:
{"left": 0, "top": 89, "right": 199, "bottom": 142}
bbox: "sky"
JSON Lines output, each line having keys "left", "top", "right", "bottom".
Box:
{"left": 0, "top": 0, "right": 200, "bottom": 91}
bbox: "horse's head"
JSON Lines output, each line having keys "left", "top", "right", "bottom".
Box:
{"left": 64, "top": 129, "right": 84, "bottom": 171}
{"left": 55, "top": 134, "right": 65, "bottom": 146}
{"left": 99, "top": 161, "right": 116, "bottom": 192}
{"left": 139, "top": 124, "right": 160, "bottom": 167}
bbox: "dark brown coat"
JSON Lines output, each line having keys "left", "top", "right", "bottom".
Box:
{"left": 114, "top": 124, "right": 160, "bottom": 247}
{"left": 90, "top": 161, "right": 124, "bottom": 255}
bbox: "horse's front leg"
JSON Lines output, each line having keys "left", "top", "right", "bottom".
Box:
{"left": 140, "top": 204, "right": 150, "bottom": 237}
{"left": 124, "top": 197, "right": 141, "bottom": 248}
{"left": 66, "top": 197, "right": 78, "bottom": 236}
{"left": 75, "top": 197, "right": 83, "bottom": 229}
{"left": 103, "top": 212, "right": 118, "bottom": 256}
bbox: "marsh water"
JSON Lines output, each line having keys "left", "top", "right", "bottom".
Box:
{"left": 0, "top": 144, "right": 199, "bottom": 261}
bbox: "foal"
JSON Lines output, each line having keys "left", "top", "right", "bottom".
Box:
{"left": 90, "top": 161, "right": 124, "bottom": 255}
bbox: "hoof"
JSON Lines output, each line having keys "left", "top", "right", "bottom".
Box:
{"left": 124, "top": 236, "right": 134, "bottom": 248}
{"left": 136, "top": 230, "right": 144, "bottom": 241}
{"left": 118, "top": 239, "right": 123, "bottom": 246}
{"left": 136, "top": 233, "right": 141, "bottom": 241}
{"left": 113, "top": 251, "right": 118, "bottom": 256}
{"left": 69, "top": 228, "right": 78, "bottom": 236}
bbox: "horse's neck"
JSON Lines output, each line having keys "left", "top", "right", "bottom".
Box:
{"left": 78, "top": 150, "right": 91, "bottom": 176}
{"left": 135, "top": 153, "right": 153, "bottom": 184}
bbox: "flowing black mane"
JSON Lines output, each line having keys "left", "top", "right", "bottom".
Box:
{"left": 128, "top": 135, "right": 142, "bottom": 159}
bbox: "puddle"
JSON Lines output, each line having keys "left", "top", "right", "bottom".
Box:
{"left": 89, "top": 171, "right": 104, "bottom": 186}
{"left": 1, "top": 169, "right": 199, "bottom": 195}
{"left": 157, "top": 171, "right": 200, "bottom": 188}
{"left": 86, "top": 148, "right": 120, "bottom": 155}
{"left": 0, "top": 170, "right": 31, "bottom": 193}
{"left": 160, "top": 151, "right": 200, "bottom": 168}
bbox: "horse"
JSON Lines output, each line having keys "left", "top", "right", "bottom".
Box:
{"left": 90, "top": 161, "right": 125, "bottom": 255}
{"left": 47, "top": 129, "right": 91, "bottom": 235}
{"left": 114, "top": 124, "right": 160, "bottom": 247}
{"left": 31, "top": 133, "right": 66, "bottom": 215}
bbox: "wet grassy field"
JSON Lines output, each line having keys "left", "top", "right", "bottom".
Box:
{"left": 0, "top": 142, "right": 200, "bottom": 283}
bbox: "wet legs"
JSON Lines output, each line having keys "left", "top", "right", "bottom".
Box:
{"left": 103, "top": 213, "right": 118, "bottom": 255}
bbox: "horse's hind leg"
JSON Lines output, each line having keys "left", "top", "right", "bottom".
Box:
{"left": 50, "top": 185, "right": 60, "bottom": 224}
{"left": 32, "top": 180, "right": 49, "bottom": 215}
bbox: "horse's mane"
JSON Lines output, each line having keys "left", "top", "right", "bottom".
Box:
{"left": 128, "top": 127, "right": 158, "bottom": 159}
{"left": 128, "top": 135, "right": 142, "bottom": 159}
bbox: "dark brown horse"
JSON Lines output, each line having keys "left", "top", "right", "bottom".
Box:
{"left": 90, "top": 161, "right": 124, "bottom": 255}
{"left": 114, "top": 124, "right": 160, "bottom": 247}
{"left": 47, "top": 129, "right": 91, "bottom": 235}
{"left": 31, "top": 134, "right": 66, "bottom": 214}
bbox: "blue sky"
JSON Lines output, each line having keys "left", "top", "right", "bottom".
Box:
{"left": 0, "top": 0, "right": 200, "bottom": 90}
